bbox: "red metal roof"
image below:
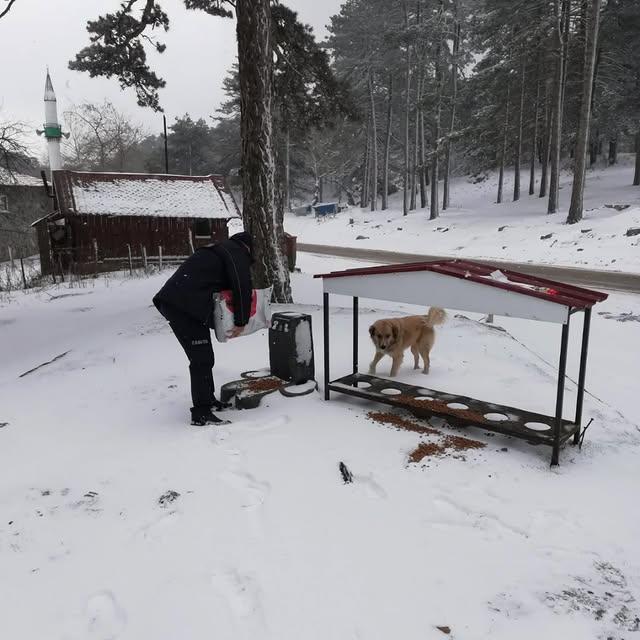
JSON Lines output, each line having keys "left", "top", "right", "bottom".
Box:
{"left": 315, "top": 259, "right": 608, "bottom": 309}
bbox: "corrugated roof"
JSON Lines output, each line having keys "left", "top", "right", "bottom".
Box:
{"left": 52, "top": 170, "right": 239, "bottom": 220}
{"left": 315, "top": 259, "right": 608, "bottom": 310}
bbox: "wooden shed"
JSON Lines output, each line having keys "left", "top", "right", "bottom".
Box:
{"left": 33, "top": 171, "right": 240, "bottom": 275}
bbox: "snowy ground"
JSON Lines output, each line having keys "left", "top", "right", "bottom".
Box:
{"left": 286, "top": 163, "right": 640, "bottom": 273}
{"left": 1, "top": 254, "right": 639, "bottom": 639}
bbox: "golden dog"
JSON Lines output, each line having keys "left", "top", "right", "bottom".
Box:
{"left": 368, "top": 307, "right": 446, "bottom": 377}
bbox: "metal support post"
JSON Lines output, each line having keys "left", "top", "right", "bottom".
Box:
{"left": 551, "top": 315, "right": 571, "bottom": 466}
{"left": 353, "top": 296, "right": 359, "bottom": 378}
{"left": 574, "top": 307, "right": 592, "bottom": 445}
{"left": 323, "top": 292, "right": 330, "bottom": 400}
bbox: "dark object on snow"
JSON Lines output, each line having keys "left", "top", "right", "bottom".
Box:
{"left": 625, "top": 227, "right": 640, "bottom": 237}
{"left": 436, "top": 626, "right": 451, "bottom": 635}
{"left": 284, "top": 232, "right": 297, "bottom": 272}
{"left": 18, "top": 351, "right": 71, "bottom": 378}
{"left": 158, "top": 490, "right": 180, "bottom": 507}
{"left": 498, "top": 225, "right": 508, "bottom": 232}
{"left": 314, "top": 202, "right": 339, "bottom": 217}
{"left": 578, "top": 418, "right": 594, "bottom": 449}
{"left": 355, "top": 235, "right": 369, "bottom": 240}
{"left": 0, "top": 422, "right": 8, "bottom": 429}
{"left": 269, "top": 313, "right": 315, "bottom": 384}
{"left": 339, "top": 462, "right": 353, "bottom": 484}
{"left": 220, "top": 371, "right": 317, "bottom": 409}
{"left": 191, "top": 409, "right": 228, "bottom": 426}
{"left": 581, "top": 228, "right": 592, "bottom": 234}
{"left": 605, "top": 203, "right": 630, "bottom": 211}
{"left": 540, "top": 233, "right": 553, "bottom": 240}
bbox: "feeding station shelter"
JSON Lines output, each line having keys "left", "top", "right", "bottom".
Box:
{"left": 316, "top": 259, "right": 608, "bottom": 466}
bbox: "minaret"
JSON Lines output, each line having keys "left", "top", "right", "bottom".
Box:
{"left": 41, "top": 69, "right": 63, "bottom": 175}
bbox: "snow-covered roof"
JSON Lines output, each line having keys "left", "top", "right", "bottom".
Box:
{"left": 52, "top": 170, "right": 239, "bottom": 220}
{"left": 0, "top": 168, "right": 43, "bottom": 187}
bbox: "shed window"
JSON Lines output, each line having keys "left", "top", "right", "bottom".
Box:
{"left": 0, "top": 195, "right": 8, "bottom": 212}
{"left": 194, "top": 218, "right": 212, "bottom": 238}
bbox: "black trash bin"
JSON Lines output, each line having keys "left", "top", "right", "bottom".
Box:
{"left": 269, "top": 312, "right": 315, "bottom": 384}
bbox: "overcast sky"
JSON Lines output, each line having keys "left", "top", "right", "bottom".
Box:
{"left": 0, "top": 0, "right": 343, "bottom": 153}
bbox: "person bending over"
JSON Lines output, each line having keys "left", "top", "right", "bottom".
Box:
{"left": 153, "top": 231, "right": 253, "bottom": 426}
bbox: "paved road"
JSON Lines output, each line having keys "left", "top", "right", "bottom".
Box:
{"left": 298, "top": 242, "right": 640, "bottom": 294}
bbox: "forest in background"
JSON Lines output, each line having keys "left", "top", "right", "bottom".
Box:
{"left": 3, "top": 0, "right": 640, "bottom": 222}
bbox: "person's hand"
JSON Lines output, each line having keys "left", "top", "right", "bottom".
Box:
{"left": 227, "top": 325, "right": 246, "bottom": 339}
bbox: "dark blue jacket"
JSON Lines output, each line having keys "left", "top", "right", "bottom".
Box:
{"left": 153, "top": 237, "right": 252, "bottom": 327}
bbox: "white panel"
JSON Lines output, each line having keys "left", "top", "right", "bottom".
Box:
{"left": 323, "top": 271, "right": 569, "bottom": 323}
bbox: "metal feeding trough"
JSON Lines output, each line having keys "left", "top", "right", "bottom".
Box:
{"left": 330, "top": 373, "right": 578, "bottom": 446}
{"left": 220, "top": 370, "right": 317, "bottom": 410}
{"left": 221, "top": 312, "right": 317, "bottom": 409}
{"left": 315, "top": 259, "right": 609, "bottom": 466}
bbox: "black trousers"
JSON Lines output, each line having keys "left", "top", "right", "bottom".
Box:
{"left": 159, "top": 304, "right": 215, "bottom": 412}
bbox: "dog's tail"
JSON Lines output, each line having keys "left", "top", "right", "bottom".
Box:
{"left": 425, "top": 307, "right": 446, "bottom": 326}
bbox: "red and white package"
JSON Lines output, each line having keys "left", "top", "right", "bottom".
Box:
{"left": 212, "top": 287, "right": 272, "bottom": 343}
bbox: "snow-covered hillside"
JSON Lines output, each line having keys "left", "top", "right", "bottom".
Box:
{"left": 1, "top": 254, "right": 639, "bottom": 639}
{"left": 286, "top": 164, "right": 640, "bottom": 273}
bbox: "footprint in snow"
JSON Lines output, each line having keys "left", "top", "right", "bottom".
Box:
{"left": 210, "top": 568, "right": 268, "bottom": 638}
{"left": 85, "top": 590, "right": 127, "bottom": 639}
{"left": 219, "top": 470, "right": 270, "bottom": 510}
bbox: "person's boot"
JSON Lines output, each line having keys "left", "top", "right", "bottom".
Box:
{"left": 190, "top": 407, "right": 230, "bottom": 427}
{"left": 212, "top": 396, "right": 232, "bottom": 411}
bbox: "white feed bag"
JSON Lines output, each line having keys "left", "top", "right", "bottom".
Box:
{"left": 213, "top": 287, "right": 272, "bottom": 343}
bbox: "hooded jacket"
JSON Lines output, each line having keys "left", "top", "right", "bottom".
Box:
{"left": 153, "top": 233, "right": 253, "bottom": 327}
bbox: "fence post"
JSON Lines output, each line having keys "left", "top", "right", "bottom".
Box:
{"left": 141, "top": 245, "right": 148, "bottom": 273}
{"left": 188, "top": 230, "right": 195, "bottom": 255}
{"left": 158, "top": 245, "right": 163, "bottom": 270}
{"left": 8, "top": 246, "right": 14, "bottom": 269}
{"left": 20, "top": 257, "right": 27, "bottom": 289}
{"left": 58, "top": 255, "right": 65, "bottom": 283}
{"left": 126, "top": 244, "right": 133, "bottom": 276}
{"left": 93, "top": 239, "right": 99, "bottom": 277}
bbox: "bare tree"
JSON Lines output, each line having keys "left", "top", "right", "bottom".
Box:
{"left": 64, "top": 101, "right": 146, "bottom": 171}
{"left": 0, "top": 117, "right": 31, "bottom": 176}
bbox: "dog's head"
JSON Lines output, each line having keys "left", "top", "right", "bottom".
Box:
{"left": 369, "top": 320, "right": 398, "bottom": 353}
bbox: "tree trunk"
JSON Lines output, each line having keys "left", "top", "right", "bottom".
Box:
{"left": 419, "top": 108, "right": 427, "bottom": 208}
{"left": 403, "top": 20, "right": 411, "bottom": 216}
{"left": 567, "top": 0, "right": 602, "bottom": 224}
{"left": 236, "top": 0, "right": 290, "bottom": 302}
{"left": 548, "top": 0, "right": 565, "bottom": 214}
{"left": 514, "top": 55, "right": 526, "bottom": 202}
{"left": 530, "top": 63, "right": 541, "bottom": 196}
{"left": 497, "top": 79, "right": 511, "bottom": 204}
{"left": 540, "top": 79, "right": 551, "bottom": 198}
{"left": 382, "top": 73, "right": 393, "bottom": 210}
{"left": 608, "top": 137, "right": 617, "bottom": 165}
{"left": 430, "top": 38, "right": 444, "bottom": 220}
{"left": 361, "top": 118, "right": 370, "bottom": 208}
{"left": 443, "top": 18, "right": 460, "bottom": 211}
{"left": 368, "top": 69, "right": 378, "bottom": 211}
{"left": 634, "top": 129, "right": 640, "bottom": 186}
{"left": 285, "top": 128, "right": 291, "bottom": 211}
{"left": 410, "top": 75, "right": 422, "bottom": 211}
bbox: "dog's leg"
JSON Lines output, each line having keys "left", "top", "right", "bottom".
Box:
{"left": 390, "top": 354, "right": 403, "bottom": 377}
{"left": 420, "top": 348, "right": 431, "bottom": 374}
{"left": 368, "top": 351, "right": 384, "bottom": 375}
{"left": 411, "top": 345, "right": 420, "bottom": 370}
